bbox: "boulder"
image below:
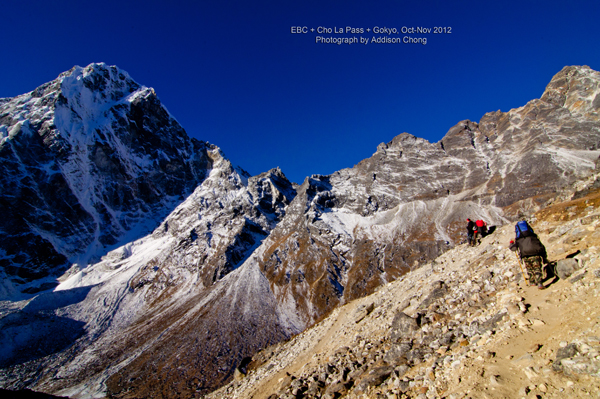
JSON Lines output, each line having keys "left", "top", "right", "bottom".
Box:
{"left": 354, "top": 302, "right": 375, "bottom": 323}
{"left": 553, "top": 343, "right": 579, "bottom": 372}
{"left": 353, "top": 365, "right": 394, "bottom": 393}
{"left": 384, "top": 342, "right": 412, "bottom": 365}
{"left": 556, "top": 258, "right": 580, "bottom": 279}
{"left": 390, "top": 312, "right": 420, "bottom": 342}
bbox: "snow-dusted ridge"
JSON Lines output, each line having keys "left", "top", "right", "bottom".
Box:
{"left": 0, "top": 62, "right": 217, "bottom": 298}
{"left": 3, "top": 150, "right": 297, "bottom": 398}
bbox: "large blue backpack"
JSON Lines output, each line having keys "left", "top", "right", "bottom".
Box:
{"left": 515, "top": 220, "right": 535, "bottom": 238}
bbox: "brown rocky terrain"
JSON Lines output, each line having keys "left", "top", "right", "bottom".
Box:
{"left": 209, "top": 180, "right": 600, "bottom": 399}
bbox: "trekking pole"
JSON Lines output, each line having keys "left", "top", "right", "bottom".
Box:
{"left": 514, "top": 252, "right": 529, "bottom": 285}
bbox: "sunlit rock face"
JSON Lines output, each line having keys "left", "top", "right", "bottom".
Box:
{"left": 250, "top": 65, "right": 600, "bottom": 331}
{"left": 1, "top": 65, "right": 599, "bottom": 399}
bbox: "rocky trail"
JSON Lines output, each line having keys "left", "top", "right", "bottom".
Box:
{"left": 207, "top": 187, "right": 600, "bottom": 399}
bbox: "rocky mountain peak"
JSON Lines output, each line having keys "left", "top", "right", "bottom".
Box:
{"left": 0, "top": 63, "right": 215, "bottom": 296}
{"left": 59, "top": 63, "right": 142, "bottom": 110}
{"left": 541, "top": 65, "right": 600, "bottom": 120}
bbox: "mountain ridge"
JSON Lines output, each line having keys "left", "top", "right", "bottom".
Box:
{"left": 208, "top": 182, "right": 600, "bottom": 399}
{"left": 245, "top": 65, "right": 600, "bottom": 334}
{"left": 1, "top": 64, "right": 599, "bottom": 398}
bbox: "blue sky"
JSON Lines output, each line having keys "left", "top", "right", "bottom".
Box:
{"left": 2, "top": 0, "right": 599, "bottom": 184}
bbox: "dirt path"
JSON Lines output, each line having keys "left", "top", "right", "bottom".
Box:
{"left": 442, "top": 269, "right": 600, "bottom": 398}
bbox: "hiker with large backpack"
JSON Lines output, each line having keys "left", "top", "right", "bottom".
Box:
{"left": 509, "top": 220, "right": 548, "bottom": 289}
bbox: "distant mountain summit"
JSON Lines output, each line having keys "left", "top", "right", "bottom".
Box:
{"left": 0, "top": 63, "right": 299, "bottom": 398}
{"left": 0, "top": 64, "right": 599, "bottom": 398}
{"left": 0, "top": 63, "right": 215, "bottom": 297}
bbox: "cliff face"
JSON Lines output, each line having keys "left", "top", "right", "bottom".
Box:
{"left": 1, "top": 65, "right": 600, "bottom": 399}
{"left": 247, "top": 65, "right": 600, "bottom": 331}
{"left": 0, "top": 63, "right": 214, "bottom": 296}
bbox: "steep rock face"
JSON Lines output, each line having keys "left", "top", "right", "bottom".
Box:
{"left": 0, "top": 64, "right": 298, "bottom": 398}
{"left": 0, "top": 63, "right": 213, "bottom": 296}
{"left": 541, "top": 65, "right": 600, "bottom": 120}
{"left": 248, "top": 65, "right": 600, "bottom": 331}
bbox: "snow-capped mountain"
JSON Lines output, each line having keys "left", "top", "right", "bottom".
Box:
{"left": 1, "top": 64, "right": 599, "bottom": 398}
{"left": 0, "top": 63, "right": 299, "bottom": 397}
{"left": 0, "top": 63, "right": 219, "bottom": 298}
